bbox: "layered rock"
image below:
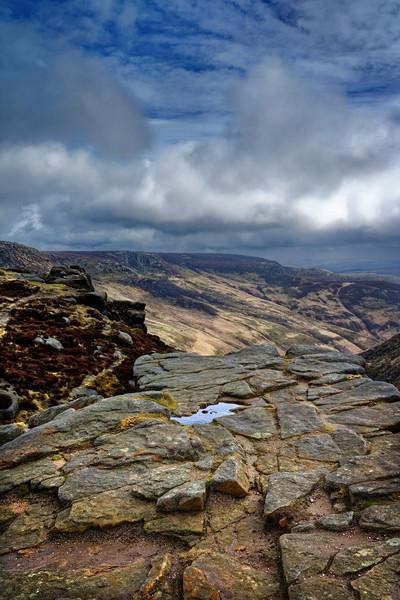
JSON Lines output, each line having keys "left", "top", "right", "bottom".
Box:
{"left": 0, "top": 343, "right": 399, "bottom": 599}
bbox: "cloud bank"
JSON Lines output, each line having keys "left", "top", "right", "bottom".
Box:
{"left": 0, "top": 1, "right": 399, "bottom": 271}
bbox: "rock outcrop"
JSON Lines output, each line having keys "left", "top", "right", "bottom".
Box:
{"left": 0, "top": 343, "right": 399, "bottom": 599}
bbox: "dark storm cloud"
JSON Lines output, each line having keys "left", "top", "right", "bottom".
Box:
{"left": 0, "top": 1, "right": 400, "bottom": 272}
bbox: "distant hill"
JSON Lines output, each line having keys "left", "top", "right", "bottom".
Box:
{"left": 1, "top": 240, "right": 400, "bottom": 354}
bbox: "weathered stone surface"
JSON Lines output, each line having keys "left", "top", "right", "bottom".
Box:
{"left": 316, "top": 511, "right": 353, "bottom": 531}
{"left": 359, "top": 503, "right": 400, "bottom": 531}
{"left": 0, "top": 424, "right": 22, "bottom": 445}
{"left": 0, "top": 457, "right": 58, "bottom": 495}
{"left": 183, "top": 565, "right": 221, "bottom": 600}
{"left": 157, "top": 480, "right": 207, "bottom": 512}
{"left": 327, "top": 402, "right": 400, "bottom": 433}
{"left": 277, "top": 403, "right": 324, "bottom": 439}
{"left": 332, "top": 427, "right": 369, "bottom": 456}
{"left": 349, "top": 478, "right": 400, "bottom": 502}
{"left": 215, "top": 407, "right": 277, "bottom": 439}
{"left": 286, "top": 358, "right": 365, "bottom": 379}
{"left": 216, "top": 438, "right": 243, "bottom": 457}
{"left": 330, "top": 538, "right": 400, "bottom": 575}
{"left": 192, "top": 423, "right": 232, "bottom": 446}
{"left": 248, "top": 371, "right": 297, "bottom": 394}
{"left": 286, "top": 345, "right": 334, "bottom": 358}
{"left": 289, "top": 579, "right": 356, "bottom": 600}
{"left": 0, "top": 395, "right": 170, "bottom": 468}
{"left": 140, "top": 553, "right": 172, "bottom": 599}
{"left": 292, "top": 434, "right": 343, "bottom": 461}
{"left": 351, "top": 553, "right": 400, "bottom": 600}
{"left": 0, "top": 561, "right": 149, "bottom": 600}
{"left": 188, "top": 552, "right": 279, "bottom": 599}
{"left": 219, "top": 379, "right": 254, "bottom": 398}
{"left": 55, "top": 486, "right": 155, "bottom": 532}
{"left": 130, "top": 463, "right": 195, "bottom": 500}
{"left": 144, "top": 512, "right": 205, "bottom": 537}
{"left": 28, "top": 394, "right": 102, "bottom": 428}
{"left": 0, "top": 502, "right": 57, "bottom": 554}
{"left": 210, "top": 457, "right": 249, "bottom": 497}
{"left": 264, "top": 467, "right": 328, "bottom": 517}
{"left": 280, "top": 531, "right": 339, "bottom": 583}
{"left": 312, "top": 381, "right": 400, "bottom": 413}
{"left": 324, "top": 453, "right": 400, "bottom": 492}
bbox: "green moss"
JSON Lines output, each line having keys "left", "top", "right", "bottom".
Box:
{"left": 153, "top": 392, "right": 179, "bottom": 411}
{"left": 50, "top": 453, "right": 63, "bottom": 461}
{"left": 15, "top": 483, "right": 29, "bottom": 497}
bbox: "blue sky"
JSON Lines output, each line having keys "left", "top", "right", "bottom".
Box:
{"left": 1, "top": 0, "right": 400, "bottom": 273}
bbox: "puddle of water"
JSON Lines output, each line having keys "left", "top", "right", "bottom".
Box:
{"left": 171, "top": 402, "right": 242, "bottom": 425}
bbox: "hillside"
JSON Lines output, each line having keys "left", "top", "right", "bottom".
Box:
{"left": 361, "top": 333, "right": 400, "bottom": 390}
{"left": 1, "top": 241, "right": 400, "bottom": 355}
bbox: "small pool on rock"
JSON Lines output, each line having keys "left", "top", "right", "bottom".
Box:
{"left": 171, "top": 402, "right": 242, "bottom": 425}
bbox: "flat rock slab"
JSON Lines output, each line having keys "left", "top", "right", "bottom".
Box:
{"left": 0, "top": 457, "right": 59, "bottom": 495}
{"left": 327, "top": 402, "right": 400, "bottom": 433}
{"left": 55, "top": 487, "right": 155, "bottom": 532}
{"left": 185, "top": 551, "right": 280, "bottom": 600}
{"left": 130, "top": 463, "right": 195, "bottom": 500}
{"left": 292, "top": 434, "right": 344, "bottom": 462}
{"left": 359, "top": 503, "right": 400, "bottom": 531}
{"left": 0, "top": 502, "right": 57, "bottom": 554}
{"left": 157, "top": 479, "right": 207, "bottom": 511}
{"left": 264, "top": 467, "right": 328, "bottom": 518}
{"left": 312, "top": 381, "right": 400, "bottom": 413}
{"left": 144, "top": 512, "right": 205, "bottom": 537}
{"left": 0, "top": 396, "right": 170, "bottom": 469}
{"left": 324, "top": 453, "right": 400, "bottom": 493}
{"left": 286, "top": 358, "right": 365, "bottom": 379}
{"left": 330, "top": 538, "right": 400, "bottom": 575}
{"left": 351, "top": 553, "right": 400, "bottom": 600}
{"left": 210, "top": 456, "right": 249, "bottom": 497}
{"left": 192, "top": 423, "right": 232, "bottom": 446}
{"left": 277, "top": 403, "right": 324, "bottom": 439}
{"left": 280, "top": 531, "right": 340, "bottom": 584}
{"left": 215, "top": 406, "right": 277, "bottom": 439}
{"left": 0, "top": 560, "right": 149, "bottom": 600}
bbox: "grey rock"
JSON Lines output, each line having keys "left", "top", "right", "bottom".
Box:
{"left": 332, "top": 427, "right": 368, "bottom": 456}
{"left": 225, "top": 343, "right": 279, "bottom": 365}
{"left": 349, "top": 478, "right": 400, "bottom": 503}
{"left": 157, "top": 479, "right": 207, "bottom": 511}
{"left": 280, "top": 531, "right": 338, "bottom": 584}
{"left": 0, "top": 390, "right": 19, "bottom": 421}
{"left": 44, "top": 336, "right": 63, "bottom": 351}
{"left": 277, "top": 403, "right": 324, "bottom": 439}
{"left": 28, "top": 395, "right": 102, "bottom": 428}
{"left": 210, "top": 456, "right": 249, "bottom": 497}
{"left": 219, "top": 379, "right": 254, "bottom": 399}
{"left": 264, "top": 467, "right": 328, "bottom": 518}
{"left": 0, "top": 424, "right": 22, "bottom": 445}
{"left": 216, "top": 438, "right": 243, "bottom": 457}
{"left": 316, "top": 511, "right": 353, "bottom": 531}
{"left": 286, "top": 358, "right": 365, "bottom": 379}
{"left": 359, "top": 503, "right": 400, "bottom": 531}
{"left": 312, "top": 381, "right": 400, "bottom": 412}
{"left": 0, "top": 395, "right": 170, "bottom": 469}
{"left": 292, "top": 434, "right": 343, "bottom": 461}
{"left": 328, "top": 402, "right": 400, "bottom": 433}
{"left": 192, "top": 423, "right": 232, "bottom": 446}
{"left": 130, "top": 463, "right": 194, "bottom": 500}
{"left": 117, "top": 331, "right": 133, "bottom": 345}
{"left": 324, "top": 453, "right": 400, "bottom": 493}
{"left": 302, "top": 351, "right": 366, "bottom": 366}
{"left": 351, "top": 553, "right": 400, "bottom": 600}
{"left": 0, "top": 458, "right": 58, "bottom": 495}
{"left": 215, "top": 407, "right": 277, "bottom": 439}
{"left": 330, "top": 538, "right": 400, "bottom": 575}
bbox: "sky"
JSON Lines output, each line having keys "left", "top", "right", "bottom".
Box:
{"left": 1, "top": 1, "right": 400, "bottom": 274}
